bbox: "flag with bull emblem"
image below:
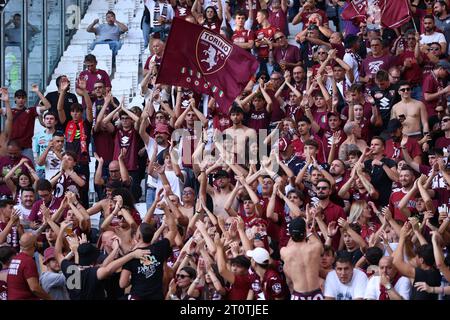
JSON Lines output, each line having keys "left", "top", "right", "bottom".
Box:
{"left": 156, "top": 18, "right": 258, "bottom": 112}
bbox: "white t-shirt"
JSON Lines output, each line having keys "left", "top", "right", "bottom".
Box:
{"left": 324, "top": 268, "right": 368, "bottom": 300}
{"left": 420, "top": 32, "right": 446, "bottom": 46}
{"left": 343, "top": 52, "right": 360, "bottom": 83}
{"left": 364, "top": 275, "right": 411, "bottom": 300}
{"left": 45, "top": 150, "right": 62, "bottom": 181}
{"left": 146, "top": 138, "right": 168, "bottom": 189}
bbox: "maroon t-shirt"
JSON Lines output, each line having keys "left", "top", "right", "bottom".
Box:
{"left": 247, "top": 107, "right": 270, "bottom": 133}
{"left": 250, "top": 268, "right": 289, "bottom": 300}
{"left": 322, "top": 202, "right": 347, "bottom": 250}
{"left": 0, "top": 155, "right": 33, "bottom": 197}
{"left": 389, "top": 189, "right": 417, "bottom": 223}
{"left": 144, "top": 54, "right": 163, "bottom": 72}
{"left": 312, "top": 109, "right": 329, "bottom": 132}
{"left": 7, "top": 252, "right": 39, "bottom": 300}
{"left": 113, "top": 127, "right": 140, "bottom": 171}
{"left": 361, "top": 54, "right": 397, "bottom": 84}
{"left": 435, "top": 136, "right": 450, "bottom": 154}
{"left": 273, "top": 45, "right": 301, "bottom": 69}
{"left": 299, "top": 9, "right": 328, "bottom": 29}
{"left": 384, "top": 137, "right": 422, "bottom": 163}
{"left": 77, "top": 69, "right": 111, "bottom": 94}
{"left": 0, "top": 222, "right": 19, "bottom": 252}
{"left": 398, "top": 50, "right": 427, "bottom": 86}
{"left": 259, "top": 196, "right": 286, "bottom": 244}
{"left": 284, "top": 104, "right": 304, "bottom": 123}
{"left": 10, "top": 107, "right": 38, "bottom": 149}
{"left": 28, "top": 197, "right": 63, "bottom": 223}
{"left": 422, "top": 72, "right": 445, "bottom": 116}
{"left": 232, "top": 29, "right": 255, "bottom": 52}
{"left": 173, "top": 3, "right": 191, "bottom": 17}
{"left": 227, "top": 274, "right": 253, "bottom": 300}
{"left": 318, "top": 129, "right": 346, "bottom": 160}
{"left": 254, "top": 26, "right": 278, "bottom": 59}
{"left": 291, "top": 135, "right": 326, "bottom": 163}
{"left": 268, "top": 8, "right": 288, "bottom": 35}
{"left": 180, "top": 127, "right": 200, "bottom": 169}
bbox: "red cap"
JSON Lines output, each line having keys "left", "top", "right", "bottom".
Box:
{"left": 43, "top": 247, "right": 56, "bottom": 264}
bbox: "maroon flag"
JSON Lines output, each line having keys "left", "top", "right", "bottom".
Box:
{"left": 342, "top": 0, "right": 368, "bottom": 21}
{"left": 156, "top": 18, "right": 258, "bottom": 112}
{"left": 380, "top": 0, "right": 411, "bottom": 29}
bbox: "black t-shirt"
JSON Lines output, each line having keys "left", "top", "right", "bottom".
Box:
{"left": 61, "top": 259, "right": 106, "bottom": 300}
{"left": 97, "top": 252, "right": 125, "bottom": 300}
{"left": 122, "top": 238, "right": 172, "bottom": 300}
{"left": 412, "top": 267, "right": 441, "bottom": 300}
{"left": 45, "top": 91, "right": 78, "bottom": 129}
{"left": 364, "top": 157, "right": 397, "bottom": 206}
{"left": 370, "top": 85, "right": 397, "bottom": 129}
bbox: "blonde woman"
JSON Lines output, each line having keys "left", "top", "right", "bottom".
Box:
{"left": 348, "top": 200, "right": 380, "bottom": 243}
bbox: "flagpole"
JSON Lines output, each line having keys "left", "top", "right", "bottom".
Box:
{"left": 407, "top": 0, "right": 418, "bottom": 33}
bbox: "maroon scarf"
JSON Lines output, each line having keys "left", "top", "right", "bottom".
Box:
{"left": 379, "top": 273, "right": 401, "bottom": 300}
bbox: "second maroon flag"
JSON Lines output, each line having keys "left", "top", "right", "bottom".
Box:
{"left": 156, "top": 18, "right": 259, "bottom": 112}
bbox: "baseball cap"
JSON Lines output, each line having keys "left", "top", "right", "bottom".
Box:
{"left": 154, "top": 123, "right": 170, "bottom": 135}
{"left": 214, "top": 169, "right": 229, "bottom": 180}
{"left": 78, "top": 243, "right": 100, "bottom": 266}
{"left": 246, "top": 247, "right": 270, "bottom": 265}
{"left": 436, "top": 60, "right": 450, "bottom": 72}
{"left": 229, "top": 255, "right": 251, "bottom": 269}
{"left": 248, "top": 218, "right": 268, "bottom": 228}
{"left": 43, "top": 247, "right": 56, "bottom": 265}
{"left": 386, "top": 118, "right": 403, "bottom": 133}
{"left": 288, "top": 217, "right": 306, "bottom": 239}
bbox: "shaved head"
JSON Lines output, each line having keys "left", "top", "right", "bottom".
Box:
{"left": 19, "top": 233, "right": 36, "bottom": 250}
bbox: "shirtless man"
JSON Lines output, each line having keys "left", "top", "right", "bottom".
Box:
{"left": 199, "top": 169, "right": 236, "bottom": 218}
{"left": 224, "top": 105, "right": 257, "bottom": 166}
{"left": 281, "top": 215, "right": 324, "bottom": 300}
{"left": 391, "top": 81, "right": 429, "bottom": 137}
{"left": 338, "top": 121, "right": 367, "bottom": 161}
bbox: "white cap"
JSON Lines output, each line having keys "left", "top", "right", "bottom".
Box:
{"left": 246, "top": 247, "right": 270, "bottom": 265}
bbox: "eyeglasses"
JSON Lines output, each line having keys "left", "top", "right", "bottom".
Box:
{"left": 176, "top": 274, "right": 190, "bottom": 279}
{"left": 316, "top": 186, "right": 329, "bottom": 190}
{"left": 399, "top": 87, "right": 411, "bottom": 92}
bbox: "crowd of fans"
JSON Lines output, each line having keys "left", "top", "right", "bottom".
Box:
{"left": 0, "top": 0, "right": 449, "bottom": 301}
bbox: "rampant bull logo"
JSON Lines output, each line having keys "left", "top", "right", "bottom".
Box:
{"left": 196, "top": 30, "right": 233, "bottom": 75}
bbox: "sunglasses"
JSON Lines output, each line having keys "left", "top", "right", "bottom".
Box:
{"left": 399, "top": 87, "right": 411, "bottom": 92}
{"left": 317, "top": 186, "right": 329, "bottom": 190}
{"left": 176, "top": 274, "right": 190, "bottom": 279}
{"left": 442, "top": 118, "right": 450, "bottom": 123}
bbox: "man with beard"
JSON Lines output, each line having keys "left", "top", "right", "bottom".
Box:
{"left": 315, "top": 178, "right": 346, "bottom": 250}
{"left": 291, "top": 66, "right": 307, "bottom": 92}
{"left": 0, "top": 140, "right": 33, "bottom": 197}
{"left": 33, "top": 111, "right": 57, "bottom": 179}
{"left": 93, "top": 155, "right": 131, "bottom": 200}
{"left": 14, "top": 187, "right": 35, "bottom": 231}
{"left": 200, "top": 169, "right": 236, "bottom": 219}
{"left": 391, "top": 81, "right": 429, "bottom": 138}
{"left": 360, "top": 38, "right": 398, "bottom": 87}
{"left": 434, "top": 1, "right": 450, "bottom": 52}
{"left": 140, "top": 122, "right": 171, "bottom": 207}
{"left": 384, "top": 119, "right": 422, "bottom": 165}
{"left": 420, "top": 15, "right": 447, "bottom": 56}
{"left": 40, "top": 247, "right": 70, "bottom": 300}
{"left": 281, "top": 216, "right": 323, "bottom": 300}
{"left": 364, "top": 256, "right": 411, "bottom": 300}
{"left": 364, "top": 136, "right": 398, "bottom": 206}
{"left": 388, "top": 165, "right": 417, "bottom": 223}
